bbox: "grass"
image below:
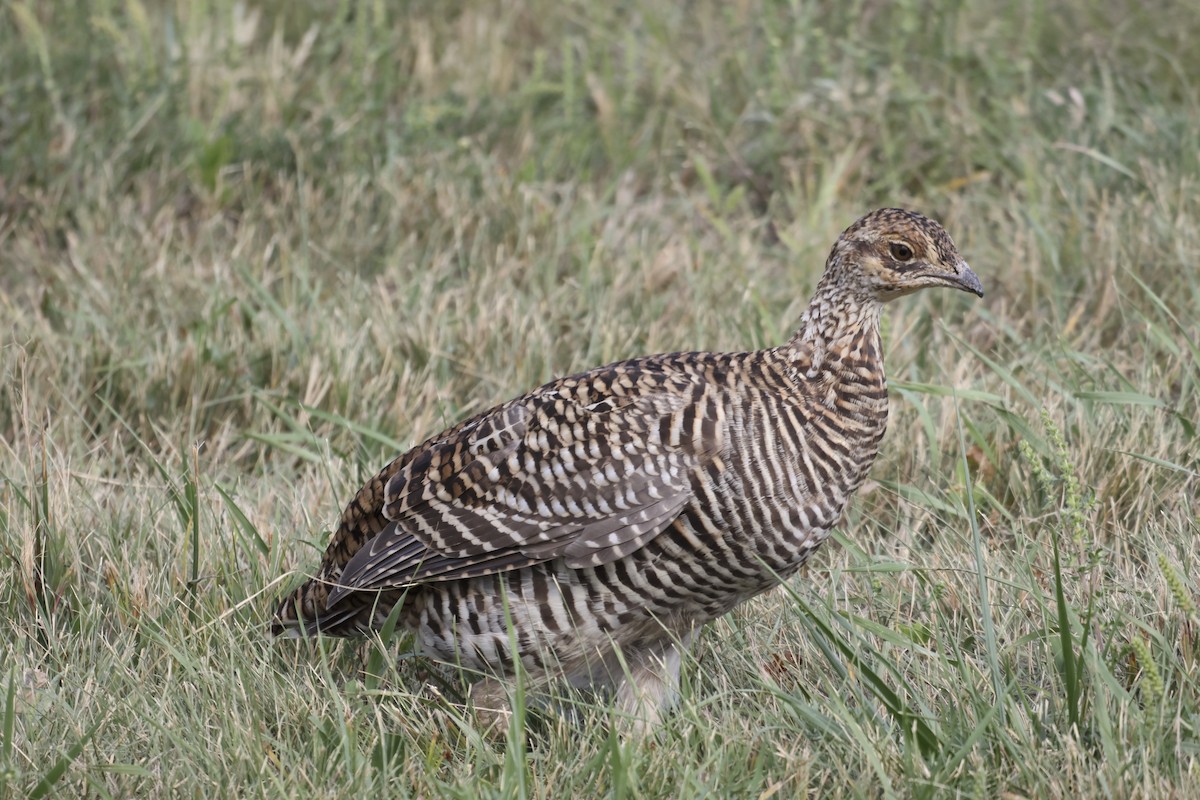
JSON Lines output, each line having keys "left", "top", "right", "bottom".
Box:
{"left": 2, "top": 0, "right": 1198, "bottom": 796}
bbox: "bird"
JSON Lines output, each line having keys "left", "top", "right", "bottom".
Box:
{"left": 271, "top": 207, "right": 983, "bottom": 731}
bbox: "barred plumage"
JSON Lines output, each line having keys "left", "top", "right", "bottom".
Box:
{"left": 271, "top": 208, "right": 983, "bottom": 729}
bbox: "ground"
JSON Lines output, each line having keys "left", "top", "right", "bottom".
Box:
{"left": 1, "top": 1, "right": 1198, "bottom": 797}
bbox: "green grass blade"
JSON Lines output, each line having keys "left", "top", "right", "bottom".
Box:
{"left": 1073, "top": 390, "right": 1166, "bottom": 407}
{"left": 2, "top": 669, "right": 14, "bottom": 773}
{"left": 955, "top": 398, "right": 1006, "bottom": 726}
{"left": 785, "top": 588, "right": 941, "bottom": 758}
{"left": 214, "top": 483, "right": 270, "bottom": 557}
{"left": 1050, "top": 526, "right": 1080, "bottom": 732}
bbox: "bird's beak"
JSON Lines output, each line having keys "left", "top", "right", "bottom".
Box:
{"left": 947, "top": 260, "right": 984, "bottom": 297}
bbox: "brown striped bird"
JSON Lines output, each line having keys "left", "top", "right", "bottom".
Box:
{"left": 272, "top": 207, "right": 983, "bottom": 731}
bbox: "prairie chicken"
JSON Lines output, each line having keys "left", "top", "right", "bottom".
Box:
{"left": 272, "top": 208, "right": 983, "bottom": 729}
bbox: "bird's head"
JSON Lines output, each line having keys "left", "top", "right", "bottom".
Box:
{"left": 823, "top": 208, "right": 983, "bottom": 303}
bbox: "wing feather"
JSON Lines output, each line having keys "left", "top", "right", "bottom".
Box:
{"left": 327, "top": 363, "right": 723, "bottom": 607}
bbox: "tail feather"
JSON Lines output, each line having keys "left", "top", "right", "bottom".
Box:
{"left": 270, "top": 575, "right": 408, "bottom": 639}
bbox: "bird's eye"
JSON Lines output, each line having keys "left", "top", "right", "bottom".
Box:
{"left": 889, "top": 242, "right": 914, "bottom": 261}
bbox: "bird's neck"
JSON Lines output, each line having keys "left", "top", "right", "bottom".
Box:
{"left": 781, "top": 279, "right": 884, "bottom": 380}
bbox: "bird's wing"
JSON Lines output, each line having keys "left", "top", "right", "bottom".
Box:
{"left": 326, "top": 364, "right": 724, "bottom": 607}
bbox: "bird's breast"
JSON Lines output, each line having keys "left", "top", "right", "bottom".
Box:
{"left": 709, "top": 365, "right": 888, "bottom": 572}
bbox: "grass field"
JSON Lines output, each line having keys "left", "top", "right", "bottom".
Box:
{"left": 2, "top": 0, "right": 1199, "bottom": 796}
